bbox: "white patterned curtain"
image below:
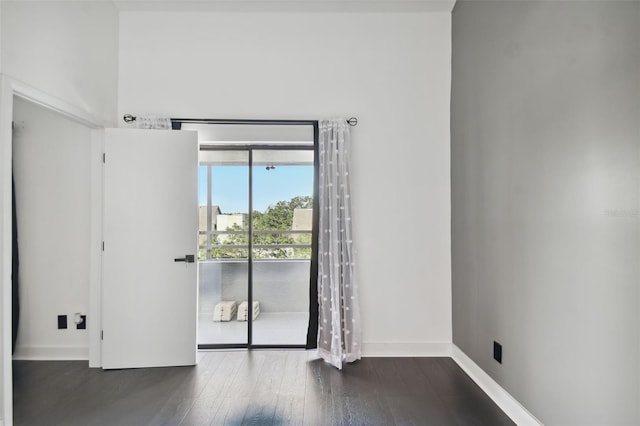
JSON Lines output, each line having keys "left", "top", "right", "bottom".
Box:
{"left": 317, "top": 119, "right": 361, "bottom": 370}
{"left": 136, "top": 116, "right": 172, "bottom": 129}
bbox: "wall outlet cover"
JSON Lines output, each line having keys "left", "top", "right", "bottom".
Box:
{"left": 57, "top": 315, "right": 67, "bottom": 329}
{"left": 77, "top": 315, "right": 87, "bottom": 330}
{"left": 493, "top": 341, "right": 502, "bottom": 364}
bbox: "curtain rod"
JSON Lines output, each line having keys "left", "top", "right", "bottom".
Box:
{"left": 122, "top": 114, "right": 358, "bottom": 127}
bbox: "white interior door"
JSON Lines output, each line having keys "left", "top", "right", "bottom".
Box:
{"left": 102, "top": 128, "right": 198, "bottom": 369}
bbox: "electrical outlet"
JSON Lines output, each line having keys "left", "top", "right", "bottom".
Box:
{"left": 57, "top": 315, "right": 67, "bottom": 329}
{"left": 493, "top": 341, "right": 502, "bottom": 364}
{"left": 77, "top": 315, "right": 87, "bottom": 330}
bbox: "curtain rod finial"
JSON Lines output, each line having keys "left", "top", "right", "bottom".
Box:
{"left": 346, "top": 117, "right": 358, "bottom": 126}
{"left": 123, "top": 114, "right": 136, "bottom": 123}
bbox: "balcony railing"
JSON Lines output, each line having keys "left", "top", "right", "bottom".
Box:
{"left": 198, "top": 229, "right": 312, "bottom": 260}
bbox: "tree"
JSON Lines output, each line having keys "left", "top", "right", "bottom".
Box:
{"left": 203, "top": 195, "right": 313, "bottom": 260}
{"left": 254, "top": 195, "right": 312, "bottom": 230}
{"left": 210, "top": 223, "right": 248, "bottom": 259}
{"left": 253, "top": 195, "right": 312, "bottom": 258}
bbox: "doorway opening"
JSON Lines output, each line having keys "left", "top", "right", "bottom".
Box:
{"left": 182, "top": 122, "right": 318, "bottom": 349}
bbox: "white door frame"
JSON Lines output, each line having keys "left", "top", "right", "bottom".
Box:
{"left": 0, "top": 74, "right": 103, "bottom": 426}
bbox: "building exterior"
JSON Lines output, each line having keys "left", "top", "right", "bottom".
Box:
{"left": 216, "top": 214, "right": 245, "bottom": 243}
{"left": 292, "top": 208, "right": 312, "bottom": 242}
{"left": 198, "top": 205, "right": 221, "bottom": 232}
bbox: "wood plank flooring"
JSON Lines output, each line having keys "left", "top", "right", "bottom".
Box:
{"left": 13, "top": 351, "right": 514, "bottom": 425}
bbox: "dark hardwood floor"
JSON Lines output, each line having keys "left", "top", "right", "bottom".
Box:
{"left": 13, "top": 351, "right": 514, "bottom": 425}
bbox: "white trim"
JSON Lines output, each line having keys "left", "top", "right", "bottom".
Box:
{"left": 7, "top": 77, "right": 101, "bottom": 130}
{"left": 0, "top": 73, "right": 103, "bottom": 426}
{"left": 362, "top": 341, "right": 452, "bottom": 357}
{"left": 0, "top": 74, "right": 15, "bottom": 426}
{"left": 12, "top": 345, "right": 89, "bottom": 361}
{"left": 89, "top": 130, "right": 105, "bottom": 368}
{"left": 451, "top": 344, "right": 543, "bottom": 426}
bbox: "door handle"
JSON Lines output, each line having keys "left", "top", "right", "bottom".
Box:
{"left": 174, "top": 255, "right": 195, "bottom": 263}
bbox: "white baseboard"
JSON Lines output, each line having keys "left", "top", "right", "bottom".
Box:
{"left": 13, "top": 345, "right": 89, "bottom": 361}
{"left": 362, "top": 341, "right": 452, "bottom": 357}
{"left": 451, "top": 344, "right": 543, "bottom": 426}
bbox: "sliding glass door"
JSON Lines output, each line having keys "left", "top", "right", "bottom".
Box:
{"left": 251, "top": 150, "right": 313, "bottom": 345}
{"left": 193, "top": 123, "right": 316, "bottom": 349}
{"left": 198, "top": 150, "right": 249, "bottom": 347}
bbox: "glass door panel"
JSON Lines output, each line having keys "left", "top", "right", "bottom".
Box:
{"left": 197, "top": 150, "right": 249, "bottom": 346}
{"left": 250, "top": 150, "right": 314, "bottom": 345}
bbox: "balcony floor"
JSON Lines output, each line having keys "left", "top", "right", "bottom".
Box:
{"left": 198, "top": 312, "right": 309, "bottom": 346}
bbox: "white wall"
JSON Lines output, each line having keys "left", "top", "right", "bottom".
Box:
{"left": 119, "top": 10, "right": 453, "bottom": 354}
{"left": 0, "top": 5, "right": 3, "bottom": 419}
{"left": 1, "top": 3, "right": 117, "bottom": 420}
{"left": 0, "top": 3, "right": 3, "bottom": 73}
{"left": 451, "top": 2, "right": 640, "bottom": 424}
{"left": 12, "top": 96, "right": 92, "bottom": 360}
{"left": 0, "top": 0, "right": 119, "bottom": 125}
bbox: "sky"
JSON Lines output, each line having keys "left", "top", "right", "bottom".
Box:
{"left": 198, "top": 165, "right": 313, "bottom": 213}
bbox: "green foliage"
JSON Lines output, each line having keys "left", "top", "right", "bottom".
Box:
{"left": 210, "top": 223, "right": 248, "bottom": 259}
{"left": 254, "top": 195, "right": 312, "bottom": 231}
{"left": 201, "top": 195, "right": 313, "bottom": 260}
{"left": 292, "top": 232, "right": 312, "bottom": 259}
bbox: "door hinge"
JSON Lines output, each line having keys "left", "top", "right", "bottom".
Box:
{"left": 101, "top": 330, "right": 104, "bottom": 340}
{"left": 102, "top": 241, "right": 104, "bottom": 251}
{"left": 103, "top": 153, "right": 106, "bottom": 163}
